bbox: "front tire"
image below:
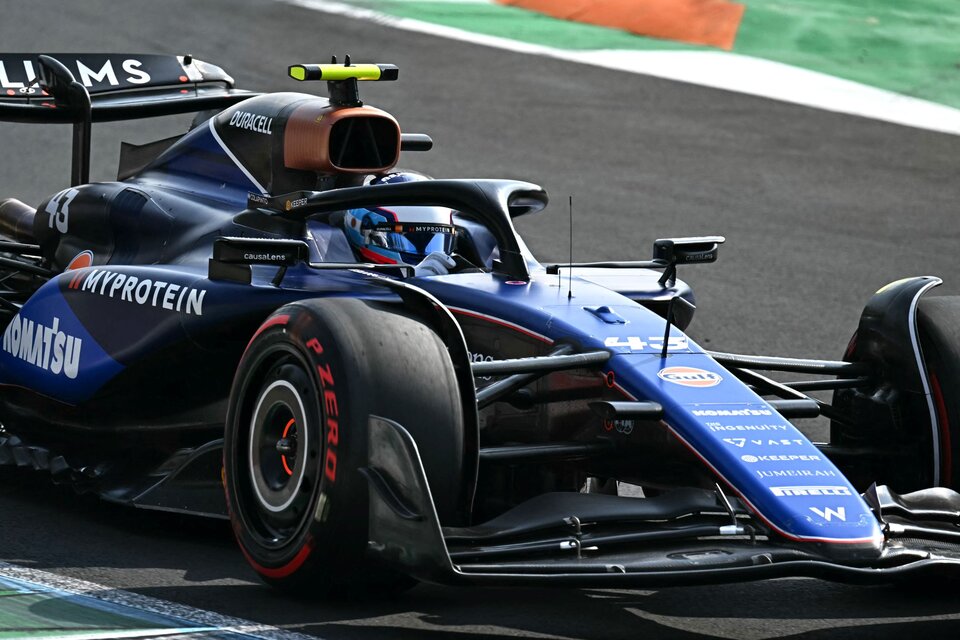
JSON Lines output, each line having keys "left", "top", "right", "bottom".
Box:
{"left": 224, "top": 298, "right": 467, "bottom": 594}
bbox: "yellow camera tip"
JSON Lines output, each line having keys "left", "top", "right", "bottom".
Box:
{"left": 289, "top": 66, "right": 306, "bottom": 81}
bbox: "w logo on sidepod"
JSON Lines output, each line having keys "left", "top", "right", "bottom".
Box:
{"left": 658, "top": 366, "right": 722, "bottom": 388}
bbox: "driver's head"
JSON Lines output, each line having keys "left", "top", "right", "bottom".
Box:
{"left": 343, "top": 172, "right": 457, "bottom": 265}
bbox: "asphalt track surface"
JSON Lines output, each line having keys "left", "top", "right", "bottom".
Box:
{"left": 2, "top": 0, "right": 960, "bottom": 638}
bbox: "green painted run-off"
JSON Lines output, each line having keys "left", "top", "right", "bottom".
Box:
{"left": 348, "top": 0, "right": 960, "bottom": 110}
{"left": 0, "top": 576, "right": 245, "bottom": 639}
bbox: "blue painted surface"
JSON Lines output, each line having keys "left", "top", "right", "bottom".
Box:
{"left": 0, "top": 284, "right": 123, "bottom": 404}
{"left": 0, "top": 243, "right": 881, "bottom": 545}
{"left": 0, "top": 113, "right": 882, "bottom": 549}
{"left": 418, "top": 272, "right": 881, "bottom": 546}
{"left": 137, "top": 123, "right": 259, "bottom": 206}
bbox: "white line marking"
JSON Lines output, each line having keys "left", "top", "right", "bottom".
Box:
{"left": 32, "top": 629, "right": 222, "bottom": 640}
{"left": 208, "top": 118, "right": 268, "bottom": 195}
{"left": 284, "top": 0, "right": 960, "bottom": 136}
{"left": 0, "top": 562, "right": 318, "bottom": 640}
{"left": 906, "top": 278, "right": 943, "bottom": 485}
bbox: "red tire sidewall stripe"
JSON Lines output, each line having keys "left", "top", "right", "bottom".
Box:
{"left": 245, "top": 314, "right": 290, "bottom": 352}
{"left": 239, "top": 536, "right": 315, "bottom": 579}
{"left": 230, "top": 310, "right": 314, "bottom": 578}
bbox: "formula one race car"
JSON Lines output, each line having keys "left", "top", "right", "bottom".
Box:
{"left": 1, "top": 53, "right": 959, "bottom": 593}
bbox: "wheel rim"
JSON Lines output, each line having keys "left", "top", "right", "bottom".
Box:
{"left": 245, "top": 373, "right": 316, "bottom": 546}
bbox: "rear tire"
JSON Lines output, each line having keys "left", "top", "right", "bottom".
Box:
{"left": 916, "top": 296, "right": 960, "bottom": 490}
{"left": 224, "top": 298, "right": 467, "bottom": 595}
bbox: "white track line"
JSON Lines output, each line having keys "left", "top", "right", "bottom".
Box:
{"left": 284, "top": 0, "right": 960, "bottom": 136}
{"left": 0, "top": 562, "right": 318, "bottom": 640}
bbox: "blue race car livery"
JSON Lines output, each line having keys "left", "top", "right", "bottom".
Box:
{"left": 1, "top": 54, "right": 959, "bottom": 593}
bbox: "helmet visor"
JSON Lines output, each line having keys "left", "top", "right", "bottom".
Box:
{"left": 365, "top": 223, "right": 456, "bottom": 261}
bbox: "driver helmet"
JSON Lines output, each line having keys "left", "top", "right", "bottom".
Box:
{"left": 343, "top": 172, "right": 457, "bottom": 265}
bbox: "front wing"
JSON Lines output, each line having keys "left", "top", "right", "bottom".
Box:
{"left": 364, "top": 416, "right": 960, "bottom": 587}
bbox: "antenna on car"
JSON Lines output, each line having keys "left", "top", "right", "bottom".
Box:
{"left": 567, "top": 195, "right": 573, "bottom": 300}
{"left": 660, "top": 297, "right": 691, "bottom": 359}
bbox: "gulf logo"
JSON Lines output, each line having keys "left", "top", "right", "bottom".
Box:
{"left": 658, "top": 366, "right": 722, "bottom": 388}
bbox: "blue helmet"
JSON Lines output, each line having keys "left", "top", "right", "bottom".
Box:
{"left": 343, "top": 173, "right": 456, "bottom": 265}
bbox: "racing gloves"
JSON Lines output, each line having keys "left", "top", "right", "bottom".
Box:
{"left": 414, "top": 251, "right": 456, "bottom": 277}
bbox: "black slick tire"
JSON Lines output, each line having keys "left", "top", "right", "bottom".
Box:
{"left": 224, "top": 298, "right": 466, "bottom": 595}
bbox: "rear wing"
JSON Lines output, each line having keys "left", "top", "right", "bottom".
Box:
{"left": 0, "top": 54, "right": 256, "bottom": 123}
{"left": 0, "top": 54, "right": 258, "bottom": 186}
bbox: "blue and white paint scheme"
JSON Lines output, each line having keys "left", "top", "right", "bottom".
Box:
{"left": 417, "top": 273, "right": 882, "bottom": 550}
